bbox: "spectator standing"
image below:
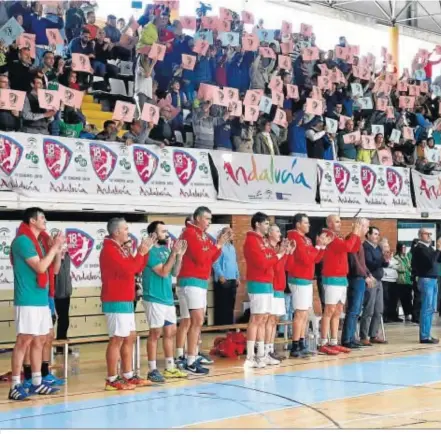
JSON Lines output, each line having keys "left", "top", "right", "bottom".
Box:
{"left": 54, "top": 251, "right": 72, "bottom": 355}
{"left": 381, "top": 244, "right": 401, "bottom": 323}
{"left": 254, "top": 119, "right": 281, "bottom": 155}
{"left": 212, "top": 230, "right": 240, "bottom": 326}
{"left": 0, "top": 75, "right": 20, "bottom": 131}
{"left": 65, "top": 1, "right": 86, "bottom": 42}
{"left": 394, "top": 242, "right": 413, "bottom": 322}
{"left": 84, "top": 10, "right": 100, "bottom": 40}
{"left": 8, "top": 47, "right": 34, "bottom": 92}
{"left": 412, "top": 229, "right": 441, "bottom": 344}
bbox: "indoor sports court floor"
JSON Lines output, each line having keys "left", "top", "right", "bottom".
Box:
{"left": 1, "top": 322, "right": 441, "bottom": 429}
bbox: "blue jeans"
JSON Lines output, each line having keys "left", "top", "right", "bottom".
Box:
{"left": 418, "top": 278, "right": 438, "bottom": 340}
{"left": 278, "top": 293, "right": 293, "bottom": 336}
{"left": 92, "top": 60, "right": 107, "bottom": 77}
{"left": 342, "top": 277, "right": 366, "bottom": 343}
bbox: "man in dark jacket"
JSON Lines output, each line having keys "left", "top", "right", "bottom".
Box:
{"left": 360, "top": 226, "right": 389, "bottom": 345}
{"left": 0, "top": 75, "right": 20, "bottom": 131}
{"left": 412, "top": 229, "right": 441, "bottom": 344}
{"left": 55, "top": 252, "right": 72, "bottom": 354}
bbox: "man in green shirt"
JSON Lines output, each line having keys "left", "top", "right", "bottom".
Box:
{"left": 142, "top": 221, "right": 188, "bottom": 383}
{"left": 9, "top": 208, "right": 64, "bottom": 401}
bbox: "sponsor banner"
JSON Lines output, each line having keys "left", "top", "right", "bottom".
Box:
{"left": 0, "top": 221, "right": 226, "bottom": 291}
{"left": 318, "top": 161, "right": 412, "bottom": 209}
{"left": 412, "top": 170, "right": 441, "bottom": 210}
{"left": 212, "top": 151, "right": 317, "bottom": 204}
{"left": 0, "top": 133, "right": 216, "bottom": 204}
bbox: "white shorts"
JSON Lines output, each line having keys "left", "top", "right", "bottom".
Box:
{"left": 324, "top": 285, "right": 347, "bottom": 305}
{"left": 177, "top": 286, "right": 207, "bottom": 319}
{"left": 289, "top": 283, "right": 313, "bottom": 311}
{"left": 143, "top": 301, "right": 177, "bottom": 329}
{"left": 15, "top": 306, "right": 52, "bottom": 336}
{"left": 272, "top": 296, "right": 286, "bottom": 316}
{"left": 105, "top": 313, "right": 136, "bottom": 338}
{"left": 249, "top": 293, "right": 273, "bottom": 315}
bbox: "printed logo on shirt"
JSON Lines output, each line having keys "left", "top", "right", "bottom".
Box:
{"left": 133, "top": 146, "right": 159, "bottom": 184}
{"left": 361, "top": 165, "right": 376, "bottom": 196}
{"left": 333, "top": 163, "right": 350, "bottom": 194}
{"left": 43, "top": 139, "right": 73, "bottom": 180}
{"left": 0, "top": 134, "right": 24, "bottom": 176}
{"left": 66, "top": 228, "right": 94, "bottom": 268}
{"left": 386, "top": 168, "right": 403, "bottom": 196}
{"left": 173, "top": 150, "right": 196, "bottom": 186}
{"left": 89, "top": 143, "right": 117, "bottom": 182}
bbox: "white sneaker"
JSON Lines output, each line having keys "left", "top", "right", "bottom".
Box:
{"left": 244, "top": 357, "right": 258, "bottom": 368}
{"left": 265, "top": 354, "right": 281, "bottom": 366}
{"left": 255, "top": 356, "right": 267, "bottom": 368}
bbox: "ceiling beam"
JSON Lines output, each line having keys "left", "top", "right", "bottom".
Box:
{"left": 394, "top": 1, "right": 414, "bottom": 21}
{"left": 395, "top": 12, "right": 441, "bottom": 23}
{"left": 374, "top": 0, "right": 393, "bottom": 22}
{"left": 415, "top": 0, "right": 441, "bottom": 32}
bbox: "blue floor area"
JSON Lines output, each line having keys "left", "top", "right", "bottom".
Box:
{"left": 1, "top": 352, "right": 441, "bottom": 428}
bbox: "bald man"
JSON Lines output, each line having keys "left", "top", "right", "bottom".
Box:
{"left": 318, "top": 215, "right": 362, "bottom": 356}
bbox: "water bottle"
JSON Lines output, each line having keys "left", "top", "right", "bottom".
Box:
{"left": 71, "top": 347, "right": 80, "bottom": 375}
{"left": 308, "top": 332, "right": 317, "bottom": 353}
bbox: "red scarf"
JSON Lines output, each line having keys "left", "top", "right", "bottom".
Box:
{"left": 10, "top": 223, "right": 55, "bottom": 296}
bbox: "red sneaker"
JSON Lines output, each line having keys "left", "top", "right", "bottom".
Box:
{"left": 126, "top": 375, "right": 152, "bottom": 387}
{"left": 318, "top": 345, "right": 339, "bottom": 355}
{"left": 105, "top": 377, "right": 136, "bottom": 391}
{"left": 330, "top": 345, "right": 351, "bottom": 354}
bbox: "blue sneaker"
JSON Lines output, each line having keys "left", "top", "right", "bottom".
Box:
{"left": 184, "top": 361, "right": 209, "bottom": 376}
{"left": 147, "top": 369, "right": 165, "bottom": 384}
{"left": 43, "top": 373, "right": 65, "bottom": 386}
{"left": 28, "top": 382, "right": 60, "bottom": 396}
{"left": 8, "top": 384, "right": 29, "bottom": 401}
{"left": 23, "top": 378, "right": 32, "bottom": 390}
{"left": 196, "top": 352, "right": 214, "bottom": 365}
{"left": 175, "top": 356, "right": 187, "bottom": 370}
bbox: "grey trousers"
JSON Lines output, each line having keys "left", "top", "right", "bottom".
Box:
{"left": 360, "top": 280, "right": 384, "bottom": 340}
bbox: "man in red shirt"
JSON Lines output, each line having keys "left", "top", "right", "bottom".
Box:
{"left": 287, "top": 214, "right": 332, "bottom": 358}
{"left": 243, "top": 213, "right": 289, "bottom": 369}
{"left": 176, "top": 207, "right": 231, "bottom": 375}
{"left": 100, "top": 217, "right": 155, "bottom": 391}
{"left": 318, "top": 215, "right": 362, "bottom": 355}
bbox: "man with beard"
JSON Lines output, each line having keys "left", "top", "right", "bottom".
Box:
{"left": 142, "top": 221, "right": 189, "bottom": 383}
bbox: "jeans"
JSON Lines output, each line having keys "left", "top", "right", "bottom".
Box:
{"left": 418, "top": 278, "right": 438, "bottom": 340}
{"left": 342, "top": 277, "right": 366, "bottom": 343}
{"left": 360, "top": 280, "right": 383, "bottom": 340}
{"left": 92, "top": 60, "right": 107, "bottom": 77}
{"left": 278, "top": 293, "right": 293, "bottom": 336}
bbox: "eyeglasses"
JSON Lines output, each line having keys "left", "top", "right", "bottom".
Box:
{"left": 421, "top": 232, "right": 431, "bottom": 236}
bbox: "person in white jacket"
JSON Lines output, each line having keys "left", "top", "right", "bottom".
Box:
{"left": 381, "top": 244, "right": 402, "bottom": 323}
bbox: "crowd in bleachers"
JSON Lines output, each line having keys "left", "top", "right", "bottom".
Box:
{"left": 1, "top": 1, "right": 441, "bottom": 174}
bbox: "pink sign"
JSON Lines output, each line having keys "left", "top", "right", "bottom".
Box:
{"left": 343, "top": 130, "right": 361, "bottom": 145}
{"left": 244, "top": 90, "right": 262, "bottom": 106}
{"left": 37, "top": 89, "right": 61, "bottom": 111}
{"left": 223, "top": 87, "right": 239, "bottom": 103}
{"left": 302, "top": 47, "right": 319, "bottom": 61}
{"left": 219, "top": 7, "right": 233, "bottom": 21}
{"left": 72, "top": 53, "right": 92, "bottom": 73}
{"left": 182, "top": 54, "right": 197, "bottom": 70}
{"left": 272, "top": 91, "right": 284, "bottom": 108}
{"left": 286, "top": 84, "right": 299, "bottom": 99}
{"left": 0, "top": 89, "right": 26, "bottom": 111}
{"left": 269, "top": 76, "right": 283, "bottom": 93}
{"left": 420, "top": 81, "right": 429, "bottom": 93}
{"left": 280, "top": 41, "right": 294, "bottom": 55}
{"left": 305, "top": 98, "right": 323, "bottom": 116}
{"left": 377, "top": 149, "right": 393, "bottom": 166}
{"left": 339, "top": 115, "right": 351, "bottom": 130}
{"left": 198, "top": 83, "right": 218, "bottom": 101}
{"left": 201, "top": 16, "right": 218, "bottom": 30}
{"left": 212, "top": 88, "right": 229, "bottom": 107}
{"left": 148, "top": 43, "right": 166, "bottom": 61}
{"left": 318, "top": 75, "right": 331, "bottom": 90}
{"left": 229, "top": 100, "right": 242, "bottom": 117}
{"left": 399, "top": 96, "right": 415, "bottom": 110}
{"left": 278, "top": 55, "right": 292, "bottom": 71}
{"left": 112, "top": 101, "right": 136, "bottom": 123}
{"left": 403, "top": 127, "right": 414, "bottom": 141}
{"left": 281, "top": 21, "right": 292, "bottom": 35}
{"left": 361, "top": 135, "right": 376, "bottom": 150}
{"left": 193, "top": 39, "right": 209, "bottom": 56}
{"left": 335, "top": 45, "right": 349, "bottom": 60}
{"left": 300, "top": 23, "right": 313, "bottom": 37}
{"left": 376, "top": 98, "right": 388, "bottom": 112}
{"left": 241, "top": 11, "right": 255, "bottom": 25}
{"left": 397, "top": 81, "right": 408, "bottom": 92}
{"left": 242, "top": 34, "right": 259, "bottom": 51}
{"left": 311, "top": 86, "right": 321, "bottom": 100}
{"left": 408, "top": 85, "right": 420, "bottom": 96}
{"left": 274, "top": 108, "right": 288, "bottom": 128}
{"left": 244, "top": 105, "right": 259, "bottom": 122}
{"left": 217, "top": 19, "right": 231, "bottom": 33}
{"left": 58, "top": 85, "right": 84, "bottom": 109}
{"left": 348, "top": 45, "right": 360, "bottom": 56}
{"left": 17, "top": 33, "right": 36, "bottom": 59}
{"left": 386, "top": 106, "right": 395, "bottom": 119}
{"left": 259, "top": 46, "right": 276, "bottom": 59}
{"left": 141, "top": 103, "right": 160, "bottom": 125}
{"left": 46, "top": 28, "right": 63, "bottom": 45}
{"left": 180, "top": 16, "right": 197, "bottom": 30}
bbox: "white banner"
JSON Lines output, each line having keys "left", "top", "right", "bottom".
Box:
{"left": 412, "top": 170, "right": 441, "bottom": 210}
{"left": 0, "top": 133, "right": 216, "bottom": 204}
{"left": 212, "top": 151, "right": 318, "bottom": 204}
{"left": 0, "top": 221, "right": 227, "bottom": 291}
{"left": 318, "top": 161, "right": 412, "bottom": 209}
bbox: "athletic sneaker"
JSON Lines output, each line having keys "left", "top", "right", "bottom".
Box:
{"left": 43, "top": 373, "right": 65, "bottom": 386}
{"left": 22, "top": 378, "right": 32, "bottom": 390}
{"left": 269, "top": 352, "right": 286, "bottom": 361}
{"left": 197, "top": 352, "right": 214, "bottom": 365}
{"left": 317, "top": 345, "right": 339, "bottom": 356}
{"left": 184, "top": 361, "right": 209, "bottom": 375}
{"left": 175, "top": 356, "right": 187, "bottom": 370}
{"left": 147, "top": 369, "right": 165, "bottom": 384}
{"left": 105, "top": 376, "right": 136, "bottom": 391}
{"left": 243, "top": 357, "right": 265, "bottom": 369}
{"left": 163, "top": 368, "right": 188, "bottom": 379}
{"left": 264, "top": 354, "right": 281, "bottom": 365}
{"left": 330, "top": 345, "right": 351, "bottom": 354}
{"left": 290, "top": 349, "right": 310, "bottom": 359}
{"left": 28, "top": 382, "right": 60, "bottom": 395}
{"left": 126, "top": 375, "right": 152, "bottom": 387}
{"left": 8, "top": 384, "right": 29, "bottom": 401}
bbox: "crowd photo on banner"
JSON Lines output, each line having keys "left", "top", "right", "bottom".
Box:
{"left": 1, "top": 0, "right": 441, "bottom": 407}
